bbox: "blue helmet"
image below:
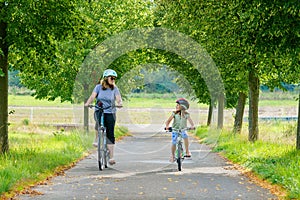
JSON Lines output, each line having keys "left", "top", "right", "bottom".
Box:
{"left": 103, "top": 69, "right": 117, "bottom": 78}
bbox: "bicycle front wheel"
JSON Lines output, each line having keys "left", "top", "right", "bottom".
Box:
{"left": 98, "top": 131, "right": 105, "bottom": 171}
{"left": 177, "top": 144, "right": 182, "bottom": 171}
{"left": 103, "top": 135, "right": 108, "bottom": 168}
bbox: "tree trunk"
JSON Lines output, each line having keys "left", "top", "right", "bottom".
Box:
{"left": 248, "top": 69, "right": 259, "bottom": 142}
{"left": 0, "top": 11, "right": 9, "bottom": 154}
{"left": 297, "top": 92, "right": 300, "bottom": 150}
{"left": 217, "top": 93, "right": 224, "bottom": 129}
{"left": 84, "top": 103, "right": 89, "bottom": 132}
{"left": 233, "top": 92, "right": 247, "bottom": 134}
{"left": 207, "top": 101, "right": 213, "bottom": 126}
{"left": 83, "top": 84, "right": 89, "bottom": 132}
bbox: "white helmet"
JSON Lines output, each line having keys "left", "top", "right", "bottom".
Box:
{"left": 176, "top": 98, "right": 189, "bottom": 110}
{"left": 102, "top": 69, "right": 117, "bottom": 78}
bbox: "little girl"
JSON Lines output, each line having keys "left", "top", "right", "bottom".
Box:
{"left": 165, "top": 98, "right": 195, "bottom": 162}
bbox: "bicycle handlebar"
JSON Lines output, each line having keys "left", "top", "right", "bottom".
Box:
{"left": 88, "top": 104, "right": 123, "bottom": 110}
{"left": 164, "top": 127, "right": 195, "bottom": 132}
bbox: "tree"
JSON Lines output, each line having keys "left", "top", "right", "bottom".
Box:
{"left": 154, "top": 1, "right": 227, "bottom": 128}
{"left": 297, "top": 92, "right": 300, "bottom": 150}
{"left": 0, "top": 0, "right": 87, "bottom": 153}
{"left": 238, "top": 0, "right": 299, "bottom": 141}
{"left": 0, "top": 2, "right": 9, "bottom": 153}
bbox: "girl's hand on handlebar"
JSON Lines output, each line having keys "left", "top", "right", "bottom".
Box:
{"left": 164, "top": 127, "right": 172, "bottom": 132}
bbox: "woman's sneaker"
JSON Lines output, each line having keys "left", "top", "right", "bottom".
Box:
{"left": 109, "top": 158, "right": 116, "bottom": 165}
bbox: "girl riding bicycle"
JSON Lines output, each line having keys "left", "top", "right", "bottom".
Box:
{"left": 85, "top": 69, "right": 123, "bottom": 165}
{"left": 165, "top": 98, "right": 195, "bottom": 163}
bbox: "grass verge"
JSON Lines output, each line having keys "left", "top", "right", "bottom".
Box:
{"left": 195, "top": 126, "right": 300, "bottom": 199}
{"left": 0, "top": 124, "right": 129, "bottom": 198}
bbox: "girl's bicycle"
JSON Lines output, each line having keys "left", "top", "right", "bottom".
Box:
{"left": 88, "top": 102, "right": 122, "bottom": 171}
{"left": 165, "top": 127, "right": 195, "bottom": 171}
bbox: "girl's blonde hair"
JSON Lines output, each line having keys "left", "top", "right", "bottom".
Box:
{"left": 173, "top": 110, "right": 189, "bottom": 116}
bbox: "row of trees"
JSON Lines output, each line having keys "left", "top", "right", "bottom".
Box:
{"left": 154, "top": 0, "right": 299, "bottom": 146}
{"left": 0, "top": 0, "right": 299, "bottom": 153}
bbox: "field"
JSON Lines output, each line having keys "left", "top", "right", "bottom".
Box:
{"left": 8, "top": 93, "right": 299, "bottom": 126}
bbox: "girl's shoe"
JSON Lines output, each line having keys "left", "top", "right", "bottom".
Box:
{"left": 169, "top": 156, "right": 175, "bottom": 163}
{"left": 184, "top": 152, "right": 192, "bottom": 158}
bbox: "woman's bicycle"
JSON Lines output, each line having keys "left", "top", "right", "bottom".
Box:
{"left": 88, "top": 103, "right": 109, "bottom": 170}
{"left": 165, "top": 127, "right": 195, "bottom": 171}
{"left": 88, "top": 102, "right": 122, "bottom": 171}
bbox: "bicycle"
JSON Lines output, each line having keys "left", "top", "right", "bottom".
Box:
{"left": 88, "top": 102, "right": 122, "bottom": 171}
{"left": 165, "top": 127, "right": 195, "bottom": 171}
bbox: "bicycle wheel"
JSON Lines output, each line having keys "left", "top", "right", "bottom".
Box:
{"left": 177, "top": 144, "right": 182, "bottom": 171}
{"left": 103, "top": 131, "right": 108, "bottom": 168}
{"left": 98, "top": 130, "right": 105, "bottom": 171}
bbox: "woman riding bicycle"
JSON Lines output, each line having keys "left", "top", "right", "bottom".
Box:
{"left": 165, "top": 98, "right": 195, "bottom": 163}
{"left": 85, "top": 69, "right": 123, "bottom": 165}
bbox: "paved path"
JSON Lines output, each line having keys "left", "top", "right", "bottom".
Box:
{"left": 16, "top": 125, "right": 277, "bottom": 200}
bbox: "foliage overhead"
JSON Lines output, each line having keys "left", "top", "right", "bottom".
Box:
{"left": 154, "top": 0, "right": 299, "bottom": 107}
{"left": 5, "top": 0, "right": 154, "bottom": 102}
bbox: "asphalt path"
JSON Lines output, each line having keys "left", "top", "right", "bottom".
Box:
{"left": 17, "top": 125, "right": 277, "bottom": 200}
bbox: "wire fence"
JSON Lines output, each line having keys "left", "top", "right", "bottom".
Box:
{"left": 8, "top": 105, "right": 298, "bottom": 130}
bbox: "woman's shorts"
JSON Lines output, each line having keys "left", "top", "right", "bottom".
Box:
{"left": 172, "top": 130, "right": 188, "bottom": 145}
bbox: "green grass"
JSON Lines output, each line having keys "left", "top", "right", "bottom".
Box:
{"left": 9, "top": 95, "right": 73, "bottom": 107}
{"left": 9, "top": 94, "right": 298, "bottom": 108}
{"left": 0, "top": 124, "right": 129, "bottom": 198}
{"left": 9, "top": 94, "right": 206, "bottom": 109}
{"left": 258, "top": 99, "right": 298, "bottom": 107}
{"left": 196, "top": 126, "right": 300, "bottom": 199}
{"left": 124, "top": 97, "right": 206, "bottom": 108}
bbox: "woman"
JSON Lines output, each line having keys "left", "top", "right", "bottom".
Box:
{"left": 85, "top": 69, "right": 122, "bottom": 165}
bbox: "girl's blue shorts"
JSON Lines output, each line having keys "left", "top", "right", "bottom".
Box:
{"left": 172, "top": 130, "right": 188, "bottom": 145}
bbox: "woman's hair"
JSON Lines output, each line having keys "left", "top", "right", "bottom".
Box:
{"left": 101, "top": 77, "right": 114, "bottom": 90}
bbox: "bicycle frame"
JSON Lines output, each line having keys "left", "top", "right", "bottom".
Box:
{"left": 96, "top": 111, "right": 108, "bottom": 170}
{"left": 91, "top": 104, "right": 110, "bottom": 171}
{"left": 173, "top": 130, "right": 185, "bottom": 171}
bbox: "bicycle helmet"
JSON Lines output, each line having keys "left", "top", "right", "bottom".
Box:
{"left": 102, "top": 69, "right": 117, "bottom": 78}
{"left": 176, "top": 98, "right": 189, "bottom": 110}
